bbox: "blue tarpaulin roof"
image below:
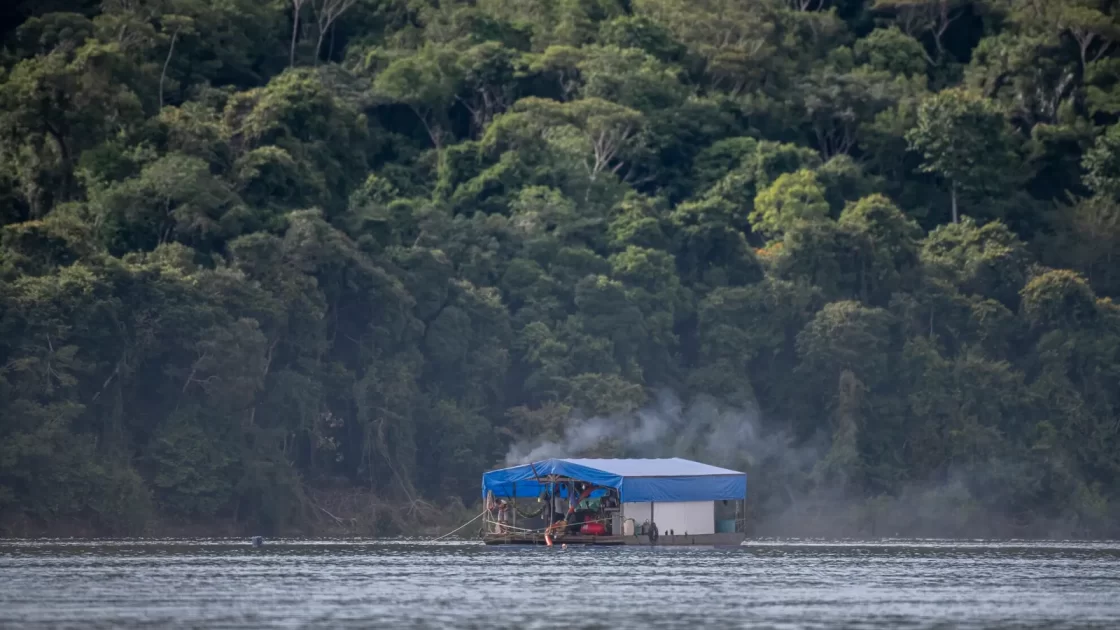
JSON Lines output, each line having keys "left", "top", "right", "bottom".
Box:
{"left": 481, "top": 457, "right": 746, "bottom": 503}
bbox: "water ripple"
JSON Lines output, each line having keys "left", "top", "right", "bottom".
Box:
{"left": 1, "top": 539, "right": 1118, "bottom": 629}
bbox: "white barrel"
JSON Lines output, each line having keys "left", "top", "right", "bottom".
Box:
{"left": 623, "top": 518, "right": 635, "bottom": 536}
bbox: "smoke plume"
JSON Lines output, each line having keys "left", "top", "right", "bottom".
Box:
{"left": 500, "top": 389, "right": 1118, "bottom": 539}
{"left": 504, "top": 390, "right": 812, "bottom": 474}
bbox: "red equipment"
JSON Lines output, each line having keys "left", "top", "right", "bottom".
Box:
{"left": 579, "top": 522, "right": 606, "bottom": 535}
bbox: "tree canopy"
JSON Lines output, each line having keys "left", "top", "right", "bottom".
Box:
{"left": 2, "top": 0, "right": 1120, "bottom": 538}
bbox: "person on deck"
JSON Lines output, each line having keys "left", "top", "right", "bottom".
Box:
{"left": 496, "top": 499, "right": 510, "bottom": 534}
{"left": 551, "top": 488, "right": 566, "bottom": 524}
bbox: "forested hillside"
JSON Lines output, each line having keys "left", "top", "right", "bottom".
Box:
{"left": 2, "top": 0, "right": 1120, "bottom": 538}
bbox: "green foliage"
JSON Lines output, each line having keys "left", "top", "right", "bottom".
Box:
{"left": 921, "top": 217, "right": 1031, "bottom": 308}
{"left": 906, "top": 88, "right": 1022, "bottom": 224}
{"left": 1020, "top": 269, "right": 1100, "bottom": 331}
{"left": 94, "top": 153, "right": 246, "bottom": 253}
{"left": 750, "top": 170, "right": 831, "bottom": 239}
{"left": 855, "top": 27, "right": 928, "bottom": 77}
{"left": 3, "top": 0, "right": 1120, "bottom": 538}
{"left": 598, "top": 15, "right": 686, "bottom": 63}
{"left": 796, "top": 300, "right": 895, "bottom": 389}
{"left": 148, "top": 409, "right": 236, "bottom": 517}
{"left": 1083, "top": 123, "right": 1120, "bottom": 199}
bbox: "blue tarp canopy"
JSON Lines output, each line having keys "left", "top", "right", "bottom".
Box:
{"left": 481, "top": 457, "right": 746, "bottom": 503}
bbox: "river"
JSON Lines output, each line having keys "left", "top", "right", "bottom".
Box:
{"left": 1, "top": 538, "right": 1118, "bottom": 628}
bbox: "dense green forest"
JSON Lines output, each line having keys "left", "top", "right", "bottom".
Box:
{"left": 2, "top": 0, "right": 1120, "bottom": 538}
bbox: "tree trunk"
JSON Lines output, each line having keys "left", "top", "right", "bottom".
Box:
{"left": 159, "top": 28, "right": 180, "bottom": 109}
{"left": 328, "top": 22, "right": 337, "bottom": 61}
{"left": 43, "top": 122, "right": 72, "bottom": 210}
{"left": 290, "top": 2, "right": 302, "bottom": 67}
{"left": 314, "top": 23, "right": 328, "bottom": 65}
{"left": 413, "top": 106, "right": 442, "bottom": 150}
{"left": 950, "top": 181, "right": 959, "bottom": 224}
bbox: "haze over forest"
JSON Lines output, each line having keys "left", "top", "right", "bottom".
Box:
{"left": 2, "top": 0, "right": 1120, "bottom": 538}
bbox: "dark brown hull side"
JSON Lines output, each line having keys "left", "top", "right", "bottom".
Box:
{"left": 481, "top": 532, "right": 746, "bottom": 546}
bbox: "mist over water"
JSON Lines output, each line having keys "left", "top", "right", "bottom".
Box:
{"left": 502, "top": 391, "right": 1116, "bottom": 539}
{"left": 3, "top": 538, "right": 1119, "bottom": 629}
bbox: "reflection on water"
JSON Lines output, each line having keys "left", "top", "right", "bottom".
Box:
{"left": 2, "top": 538, "right": 1119, "bottom": 629}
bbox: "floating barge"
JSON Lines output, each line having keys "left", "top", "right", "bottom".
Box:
{"left": 480, "top": 457, "right": 747, "bottom": 546}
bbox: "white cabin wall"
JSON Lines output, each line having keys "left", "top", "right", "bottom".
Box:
{"left": 654, "top": 501, "right": 714, "bottom": 535}
{"left": 620, "top": 501, "right": 715, "bottom": 535}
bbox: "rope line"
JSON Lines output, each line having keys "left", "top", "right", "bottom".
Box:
{"left": 430, "top": 509, "right": 486, "bottom": 541}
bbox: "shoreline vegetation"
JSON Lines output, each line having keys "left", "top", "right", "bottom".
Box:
{"left": 0, "top": 488, "right": 474, "bottom": 539}
{"left": 2, "top": 512, "right": 1108, "bottom": 543}
{"left": 4, "top": 0, "right": 1120, "bottom": 541}
{"left": 2, "top": 493, "right": 1112, "bottom": 541}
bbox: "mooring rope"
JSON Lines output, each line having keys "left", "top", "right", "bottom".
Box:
{"left": 430, "top": 509, "right": 487, "bottom": 541}
{"left": 437, "top": 501, "right": 747, "bottom": 542}
{"left": 482, "top": 513, "right": 616, "bottom": 536}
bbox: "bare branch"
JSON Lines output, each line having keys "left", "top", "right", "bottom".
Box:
{"left": 159, "top": 27, "right": 180, "bottom": 109}
{"left": 290, "top": 0, "right": 307, "bottom": 67}
{"left": 311, "top": 0, "right": 359, "bottom": 64}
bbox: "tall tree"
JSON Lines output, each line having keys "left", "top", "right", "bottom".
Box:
{"left": 906, "top": 88, "right": 1020, "bottom": 224}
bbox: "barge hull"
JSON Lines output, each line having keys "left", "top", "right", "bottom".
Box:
{"left": 482, "top": 532, "right": 746, "bottom": 546}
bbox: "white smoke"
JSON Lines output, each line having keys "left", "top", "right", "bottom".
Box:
{"left": 503, "top": 390, "right": 776, "bottom": 470}
{"left": 507, "top": 416, "right": 622, "bottom": 463}
{"left": 503, "top": 389, "right": 1120, "bottom": 538}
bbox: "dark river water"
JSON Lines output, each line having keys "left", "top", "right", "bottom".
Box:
{"left": 1, "top": 538, "right": 1118, "bottom": 629}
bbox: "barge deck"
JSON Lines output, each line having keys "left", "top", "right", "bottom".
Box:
{"left": 480, "top": 457, "right": 747, "bottom": 547}
{"left": 482, "top": 532, "right": 746, "bottom": 546}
